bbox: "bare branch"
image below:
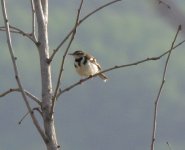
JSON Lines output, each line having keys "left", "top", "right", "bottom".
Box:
{"left": 49, "top": 0, "right": 122, "bottom": 62}
{"left": 18, "top": 107, "right": 43, "bottom": 125}
{"left": 0, "top": 88, "right": 41, "bottom": 105}
{"left": 1, "top": 0, "right": 47, "bottom": 142}
{"left": 0, "top": 26, "right": 19, "bottom": 33}
{"left": 0, "top": 25, "right": 37, "bottom": 44}
{"left": 79, "top": 0, "right": 122, "bottom": 24}
{"left": 151, "top": 25, "right": 181, "bottom": 150}
{"left": 50, "top": 0, "right": 84, "bottom": 115}
{"left": 57, "top": 38, "right": 184, "bottom": 98}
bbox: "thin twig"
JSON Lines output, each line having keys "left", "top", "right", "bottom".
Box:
{"left": 0, "top": 26, "right": 19, "bottom": 33}
{"left": 50, "top": 0, "right": 84, "bottom": 115}
{"left": 79, "top": 0, "right": 122, "bottom": 24}
{"left": 56, "top": 38, "right": 184, "bottom": 98}
{"left": 0, "top": 26, "right": 37, "bottom": 44}
{"left": 18, "top": 107, "right": 43, "bottom": 125}
{"left": 0, "top": 88, "right": 41, "bottom": 105}
{"left": 49, "top": 0, "right": 121, "bottom": 62}
{"left": 151, "top": 25, "right": 181, "bottom": 150}
{"left": 1, "top": 0, "right": 47, "bottom": 142}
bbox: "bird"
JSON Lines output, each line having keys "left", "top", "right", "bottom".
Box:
{"left": 68, "top": 50, "right": 108, "bottom": 82}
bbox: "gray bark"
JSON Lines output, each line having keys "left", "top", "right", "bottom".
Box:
{"left": 34, "top": 0, "right": 59, "bottom": 149}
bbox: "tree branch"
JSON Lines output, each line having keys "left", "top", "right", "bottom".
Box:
{"left": 150, "top": 25, "right": 181, "bottom": 150}
{"left": 50, "top": 0, "right": 84, "bottom": 115}
{"left": 18, "top": 107, "right": 43, "bottom": 125}
{"left": 49, "top": 0, "right": 121, "bottom": 62}
{"left": 56, "top": 38, "right": 184, "bottom": 98}
{"left": 1, "top": 0, "right": 47, "bottom": 142}
{"left": 0, "top": 88, "right": 41, "bottom": 105}
{"left": 0, "top": 25, "right": 37, "bottom": 44}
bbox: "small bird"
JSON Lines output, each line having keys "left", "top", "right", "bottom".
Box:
{"left": 69, "top": 50, "right": 108, "bottom": 82}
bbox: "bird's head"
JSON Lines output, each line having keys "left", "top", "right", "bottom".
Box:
{"left": 68, "top": 50, "right": 85, "bottom": 58}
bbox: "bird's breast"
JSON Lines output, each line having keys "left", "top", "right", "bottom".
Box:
{"left": 74, "top": 60, "right": 99, "bottom": 76}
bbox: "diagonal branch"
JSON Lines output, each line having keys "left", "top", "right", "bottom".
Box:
{"left": 49, "top": 0, "right": 121, "bottom": 62}
{"left": 79, "top": 0, "right": 122, "bottom": 24}
{"left": 0, "top": 25, "right": 37, "bottom": 44}
{"left": 0, "top": 88, "right": 41, "bottom": 105}
{"left": 50, "top": 0, "right": 84, "bottom": 115}
{"left": 56, "top": 38, "right": 184, "bottom": 98}
{"left": 150, "top": 25, "right": 181, "bottom": 150}
{"left": 18, "top": 107, "right": 43, "bottom": 125}
{"left": 1, "top": 0, "right": 47, "bottom": 142}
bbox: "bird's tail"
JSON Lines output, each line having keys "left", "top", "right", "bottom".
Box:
{"left": 98, "top": 73, "right": 108, "bottom": 82}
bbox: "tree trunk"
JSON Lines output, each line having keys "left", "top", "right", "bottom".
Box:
{"left": 34, "top": 0, "right": 59, "bottom": 149}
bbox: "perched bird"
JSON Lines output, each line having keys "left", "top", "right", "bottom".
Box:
{"left": 69, "top": 50, "right": 108, "bottom": 82}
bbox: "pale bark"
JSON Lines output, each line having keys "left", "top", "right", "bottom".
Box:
{"left": 34, "top": 0, "right": 59, "bottom": 149}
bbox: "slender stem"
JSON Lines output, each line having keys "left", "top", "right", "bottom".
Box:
{"left": 50, "top": 0, "right": 84, "bottom": 115}
{"left": 150, "top": 25, "right": 181, "bottom": 150}
{"left": 0, "top": 25, "right": 37, "bottom": 43}
{"left": 18, "top": 107, "right": 43, "bottom": 125}
{"left": 0, "top": 88, "right": 41, "bottom": 105}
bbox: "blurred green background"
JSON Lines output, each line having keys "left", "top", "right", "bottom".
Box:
{"left": 1, "top": 0, "right": 185, "bottom": 150}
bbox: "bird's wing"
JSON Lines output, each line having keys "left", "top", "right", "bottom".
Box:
{"left": 86, "top": 54, "right": 101, "bottom": 70}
